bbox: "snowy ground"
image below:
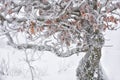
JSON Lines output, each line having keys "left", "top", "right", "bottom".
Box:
{"left": 0, "top": 44, "right": 84, "bottom": 80}
{"left": 0, "top": 29, "right": 120, "bottom": 80}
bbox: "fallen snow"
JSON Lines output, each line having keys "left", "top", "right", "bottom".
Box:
{"left": 0, "top": 29, "right": 120, "bottom": 80}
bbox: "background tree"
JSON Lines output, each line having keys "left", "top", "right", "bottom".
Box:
{"left": 0, "top": 0, "right": 120, "bottom": 80}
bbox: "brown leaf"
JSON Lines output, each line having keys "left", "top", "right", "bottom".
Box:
{"left": 30, "top": 26, "right": 35, "bottom": 34}
{"left": 109, "top": 16, "right": 114, "bottom": 22}
{"left": 39, "top": 26, "right": 44, "bottom": 31}
{"left": 103, "top": 24, "right": 108, "bottom": 31}
{"left": 18, "top": 28, "right": 24, "bottom": 32}
{"left": 8, "top": 9, "right": 13, "bottom": 14}
{"left": 81, "top": 11, "right": 86, "bottom": 17}
{"left": 45, "top": 20, "right": 52, "bottom": 24}
{"left": 66, "top": 41, "right": 70, "bottom": 46}
{"left": 97, "top": 2, "right": 101, "bottom": 7}
{"left": 103, "top": 17, "right": 107, "bottom": 22}
{"left": 31, "top": 21, "right": 35, "bottom": 26}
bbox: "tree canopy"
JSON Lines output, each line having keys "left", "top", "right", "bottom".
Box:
{"left": 0, "top": 0, "right": 120, "bottom": 56}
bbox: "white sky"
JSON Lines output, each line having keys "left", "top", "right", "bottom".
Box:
{"left": 101, "top": 29, "right": 120, "bottom": 80}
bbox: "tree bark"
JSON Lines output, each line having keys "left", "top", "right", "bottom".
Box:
{"left": 76, "top": 46, "right": 104, "bottom": 80}
{"left": 76, "top": 24, "right": 105, "bottom": 80}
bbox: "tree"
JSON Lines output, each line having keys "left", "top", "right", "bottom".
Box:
{"left": 0, "top": 0, "right": 120, "bottom": 80}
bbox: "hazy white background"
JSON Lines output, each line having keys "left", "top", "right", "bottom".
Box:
{"left": 101, "top": 29, "right": 120, "bottom": 80}
{"left": 0, "top": 29, "right": 120, "bottom": 80}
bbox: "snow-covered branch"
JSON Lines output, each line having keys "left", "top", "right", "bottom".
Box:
{"left": 5, "top": 32, "right": 86, "bottom": 57}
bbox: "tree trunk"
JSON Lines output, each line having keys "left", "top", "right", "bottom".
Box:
{"left": 76, "top": 46, "right": 104, "bottom": 80}
{"left": 76, "top": 26, "right": 105, "bottom": 80}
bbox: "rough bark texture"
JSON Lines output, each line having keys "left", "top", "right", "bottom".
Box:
{"left": 76, "top": 47, "right": 103, "bottom": 80}
{"left": 76, "top": 48, "right": 104, "bottom": 80}
{"left": 76, "top": 24, "right": 105, "bottom": 80}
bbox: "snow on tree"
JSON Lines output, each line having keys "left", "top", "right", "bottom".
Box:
{"left": 0, "top": 0, "right": 120, "bottom": 80}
